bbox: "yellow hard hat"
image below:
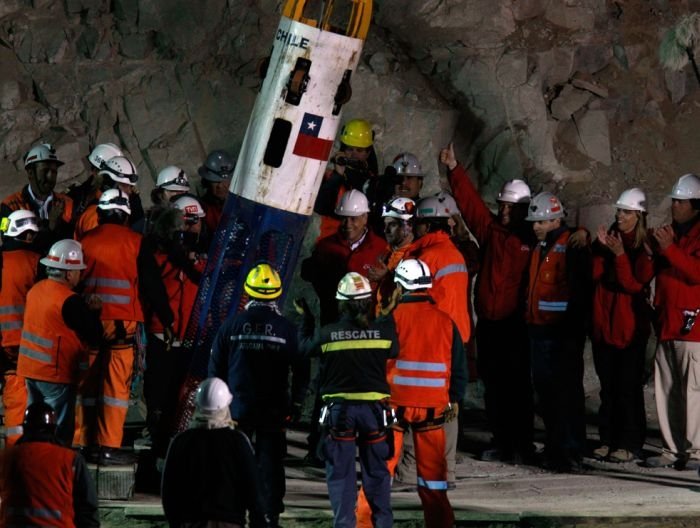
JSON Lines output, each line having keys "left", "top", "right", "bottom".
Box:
{"left": 244, "top": 263, "right": 282, "bottom": 300}
{"left": 339, "top": 119, "right": 373, "bottom": 148}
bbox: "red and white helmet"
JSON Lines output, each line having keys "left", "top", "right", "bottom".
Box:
{"left": 98, "top": 156, "right": 138, "bottom": 186}
{"left": 173, "top": 195, "right": 206, "bottom": 221}
{"left": 3, "top": 210, "right": 39, "bottom": 237}
{"left": 335, "top": 189, "right": 370, "bottom": 217}
{"left": 615, "top": 188, "right": 647, "bottom": 212}
{"left": 525, "top": 192, "right": 565, "bottom": 221}
{"left": 156, "top": 166, "right": 190, "bottom": 192}
{"left": 392, "top": 152, "right": 424, "bottom": 178}
{"left": 336, "top": 272, "right": 372, "bottom": 300}
{"left": 88, "top": 143, "right": 123, "bottom": 170}
{"left": 98, "top": 188, "right": 131, "bottom": 215}
{"left": 382, "top": 197, "right": 416, "bottom": 220}
{"left": 196, "top": 378, "right": 233, "bottom": 412}
{"left": 40, "top": 239, "right": 86, "bottom": 270}
{"left": 24, "top": 144, "right": 64, "bottom": 168}
{"left": 498, "top": 179, "right": 531, "bottom": 204}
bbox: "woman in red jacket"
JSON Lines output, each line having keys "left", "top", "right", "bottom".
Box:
{"left": 591, "top": 188, "right": 654, "bottom": 463}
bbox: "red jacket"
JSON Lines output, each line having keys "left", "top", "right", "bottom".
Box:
{"left": 407, "top": 231, "right": 471, "bottom": 343}
{"left": 526, "top": 230, "right": 571, "bottom": 326}
{"left": 654, "top": 218, "right": 700, "bottom": 342}
{"left": 81, "top": 223, "right": 144, "bottom": 322}
{"left": 301, "top": 229, "right": 386, "bottom": 325}
{"left": 16, "top": 280, "right": 86, "bottom": 384}
{"left": 448, "top": 164, "right": 532, "bottom": 321}
{"left": 0, "top": 249, "right": 40, "bottom": 349}
{"left": 591, "top": 231, "right": 654, "bottom": 348}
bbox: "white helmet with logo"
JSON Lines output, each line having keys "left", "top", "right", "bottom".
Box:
{"left": 157, "top": 166, "right": 190, "bottom": 192}
{"left": 433, "top": 191, "right": 460, "bottom": 216}
{"left": 40, "top": 239, "right": 87, "bottom": 270}
{"left": 196, "top": 378, "right": 233, "bottom": 413}
{"left": 498, "top": 179, "right": 531, "bottom": 204}
{"left": 88, "top": 143, "right": 123, "bottom": 170}
{"left": 335, "top": 189, "right": 370, "bottom": 217}
{"left": 394, "top": 258, "right": 432, "bottom": 290}
{"left": 392, "top": 152, "right": 424, "bottom": 178}
{"left": 3, "top": 210, "right": 39, "bottom": 237}
{"left": 615, "top": 188, "right": 647, "bottom": 212}
{"left": 24, "top": 144, "right": 64, "bottom": 168}
{"left": 173, "top": 195, "right": 206, "bottom": 221}
{"left": 669, "top": 173, "right": 700, "bottom": 200}
{"left": 98, "top": 156, "right": 138, "bottom": 186}
{"left": 525, "top": 192, "right": 565, "bottom": 221}
{"left": 416, "top": 195, "right": 452, "bottom": 218}
{"left": 382, "top": 197, "right": 416, "bottom": 220}
{"left": 336, "top": 272, "right": 372, "bottom": 300}
{"left": 98, "top": 188, "right": 131, "bottom": 215}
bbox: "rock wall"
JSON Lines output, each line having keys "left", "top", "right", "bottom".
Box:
{"left": 1, "top": 0, "right": 699, "bottom": 225}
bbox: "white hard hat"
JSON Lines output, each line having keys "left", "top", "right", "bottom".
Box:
{"left": 88, "top": 143, "right": 123, "bottom": 170}
{"left": 433, "top": 191, "right": 460, "bottom": 216}
{"left": 394, "top": 258, "right": 432, "bottom": 290}
{"left": 525, "top": 192, "right": 565, "bottom": 221}
{"left": 173, "top": 195, "right": 206, "bottom": 221}
{"left": 24, "top": 144, "right": 63, "bottom": 168}
{"left": 416, "top": 195, "right": 452, "bottom": 218}
{"left": 156, "top": 166, "right": 190, "bottom": 192}
{"left": 195, "top": 377, "right": 233, "bottom": 412}
{"left": 3, "top": 210, "right": 39, "bottom": 238}
{"left": 198, "top": 150, "right": 235, "bottom": 183}
{"left": 98, "top": 188, "right": 131, "bottom": 215}
{"left": 98, "top": 156, "right": 138, "bottom": 186}
{"left": 498, "top": 179, "right": 531, "bottom": 204}
{"left": 615, "top": 187, "right": 647, "bottom": 212}
{"left": 335, "top": 189, "right": 370, "bottom": 217}
{"left": 669, "top": 173, "right": 700, "bottom": 200}
{"left": 40, "top": 239, "right": 87, "bottom": 270}
{"left": 392, "top": 152, "right": 424, "bottom": 178}
{"left": 382, "top": 197, "right": 416, "bottom": 220}
{"left": 336, "top": 272, "right": 372, "bottom": 300}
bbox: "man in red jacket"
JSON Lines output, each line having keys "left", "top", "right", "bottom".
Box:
{"left": 645, "top": 173, "right": 700, "bottom": 470}
{"left": 439, "top": 142, "right": 535, "bottom": 463}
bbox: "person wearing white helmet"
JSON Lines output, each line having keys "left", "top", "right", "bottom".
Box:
{"left": 67, "top": 142, "right": 124, "bottom": 218}
{"left": 78, "top": 188, "right": 174, "bottom": 465}
{"left": 171, "top": 194, "right": 206, "bottom": 251}
{"left": 524, "top": 191, "right": 591, "bottom": 472}
{"left": 391, "top": 152, "right": 425, "bottom": 200}
{"left": 15, "top": 239, "right": 103, "bottom": 446}
{"left": 1, "top": 143, "right": 75, "bottom": 251}
{"left": 0, "top": 210, "right": 42, "bottom": 447}
{"left": 589, "top": 188, "right": 654, "bottom": 464}
{"left": 302, "top": 189, "right": 386, "bottom": 326}
{"left": 645, "top": 173, "right": 700, "bottom": 469}
{"left": 153, "top": 165, "right": 190, "bottom": 205}
{"left": 367, "top": 197, "right": 416, "bottom": 316}
{"left": 197, "top": 149, "right": 235, "bottom": 234}
{"left": 297, "top": 272, "right": 398, "bottom": 528}
{"left": 440, "top": 142, "right": 538, "bottom": 464}
{"left": 161, "top": 377, "right": 267, "bottom": 527}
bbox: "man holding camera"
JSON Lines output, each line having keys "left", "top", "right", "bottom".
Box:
{"left": 646, "top": 173, "right": 700, "bottom": 470}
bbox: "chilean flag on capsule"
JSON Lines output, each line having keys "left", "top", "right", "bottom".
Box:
{"left": 293, "top": 112, "right": 334, "bottom": 161}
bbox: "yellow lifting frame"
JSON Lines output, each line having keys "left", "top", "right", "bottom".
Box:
{"left": 281, "top": 0, "right": 372, "bottom": 40}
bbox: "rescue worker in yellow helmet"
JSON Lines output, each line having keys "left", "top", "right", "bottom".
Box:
{"left": 209, "top": 262, "right": 309, "bottom": 528}
{"left": 314, "top": 119, "right": 380, "bottom": 240}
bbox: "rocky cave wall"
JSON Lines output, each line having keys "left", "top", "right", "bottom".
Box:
{"left": 1, "top": 0, "right": 700, "bottom": 228}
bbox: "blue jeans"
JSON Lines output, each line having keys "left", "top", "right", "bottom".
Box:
{"left": 25, "top": 378, "right": 76, "bottom": 446}
{"left": 323, "top": 401, "right": 392, "bottom": 528}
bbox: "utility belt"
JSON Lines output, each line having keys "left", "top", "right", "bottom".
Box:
{"left": 319, "top": 399, "right": 396, "bottom": 440}
{"left": 393, "top": 406, "right": 445, "bottom": 432}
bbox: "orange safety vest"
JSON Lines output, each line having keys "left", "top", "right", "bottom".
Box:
{"left": 526, "top": 230, "right": 571, "bottom": 326}
{"left": 81, "top": 223, "right": 144, "bottom": 322}
{"left": 73, "top": 202, "right": 99, "bottom": 241}
{"left": 1, "top": 188, "right": 74, "bottom": 225}
{"left": 387, "top": 297, "right": 454, "bottom": 409}
{"left": 0, "top": 249, "right": 40, "bottom": 348}
{"left": 16, "top": 279, "right": 86, "bottom": 384}
{"left": 148, "top": 252, "right": 203, "bottom": 341}
{"left": 2, "top": 441, "right": 77, "bottom": 528}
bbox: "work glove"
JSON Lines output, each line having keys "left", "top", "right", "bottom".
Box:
{"left": 443, "top": 402, "right": 459, "bottom": 423}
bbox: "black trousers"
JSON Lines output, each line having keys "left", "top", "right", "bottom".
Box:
{"left": 592, "top": 339, "right": 647, "bottom": 452}
{"left": 476, "top": 315, "right": 534, "bottom": 456}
